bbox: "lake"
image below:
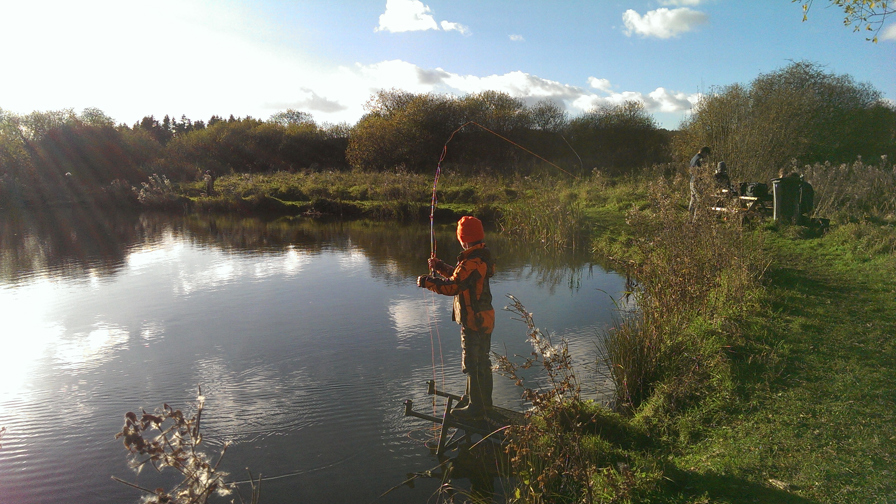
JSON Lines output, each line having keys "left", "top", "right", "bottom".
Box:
{"left": 0, "top": 208, "right": 628, "bottom": 503}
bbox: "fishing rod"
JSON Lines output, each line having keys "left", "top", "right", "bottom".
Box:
{"left": 428, "top": 120, "right": 578, "bottom": 261}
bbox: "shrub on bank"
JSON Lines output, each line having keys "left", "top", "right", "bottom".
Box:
{"left": 598, "top": 176, "right": 766, "bottom": 417}
{"left": 498, "top": 171, "right": 775, "bottom": 502}
{"left": 802, "top": 158, "right": 896, "bottom": 222}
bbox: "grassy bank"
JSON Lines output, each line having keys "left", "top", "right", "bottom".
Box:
{"left": 95, "top": 166, "right": 894, "bottom": 503}
{"left": 499, "top": 171, "right": 896, "bottom": 503}
{"left": 667, "top": 224, "right": 896, "bottom": 503}
{"left": 166, "top": 168, "right": 606, "bottom": 251}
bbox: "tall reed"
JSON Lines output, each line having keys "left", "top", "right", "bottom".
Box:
{"left": 802, "top": 157, "right": 896, "bottom": 221}
{"left": 496, "top": 295, "right": 657, "bottom": 503}
{"left": 598, "top": 176, "right": 767, "bottom": 414}
{"left": 498, "top": 183, "right": 587, "bottom": 251}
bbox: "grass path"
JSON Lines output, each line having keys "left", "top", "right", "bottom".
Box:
{"left": 666, "top": 229, "right": 896, "bottom": 503}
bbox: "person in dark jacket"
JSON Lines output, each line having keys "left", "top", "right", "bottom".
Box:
{"left": 714, "top": 161, "right": 736, "bottom": 196}
{"left": 689, "top": 146, "right": 711, "bottom": 219}
{"left": 417, "top": 216, "right": 495, "bottom": 419}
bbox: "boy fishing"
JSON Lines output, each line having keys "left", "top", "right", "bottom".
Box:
{"left": 417, "top": 216, "right": 495, "bottom": 419}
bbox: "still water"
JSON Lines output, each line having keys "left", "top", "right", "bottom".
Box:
{"left": 0, "top": 209, "right": 628, "bottom": 504}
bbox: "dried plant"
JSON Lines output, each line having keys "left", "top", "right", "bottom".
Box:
{"left": 597, "top": 176, "right": 766, "bottom": 413}
{"left": 137, "top": 173, "right": 176, "bottom": 206}
{"left": 496, "top": 294, "right": 581, "bottom": 408}
{"left": 803, "top": 157, "right": 896, "bottom": 221}
{"left": 113, "top": 390, "right": 238, "bottom": 504}
{"left": 495, "top": 295, "right": 604, "bottom": 503}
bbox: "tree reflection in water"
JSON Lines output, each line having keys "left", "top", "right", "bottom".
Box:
{"left": 1, "top": 211, "right": 616, "bottom": 292}
{"left": 0, "top": 210, "right": 623, "bottom": 503}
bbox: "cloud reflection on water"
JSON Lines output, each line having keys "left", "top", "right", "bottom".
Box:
{"left": 0, "top": 212, "right": 628, "bottom": 504}
{"left": 53, "top": 322, "right": 130, "bottom": 371}
{"left": 388, "top": 294, "right": 450, "bottom": 350}
{"left": 0, "top": 279, "right": 64, "bottom": 406}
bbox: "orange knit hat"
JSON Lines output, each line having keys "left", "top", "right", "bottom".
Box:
{"left": 456, "top": 216, "right": 484, "bottom": 245}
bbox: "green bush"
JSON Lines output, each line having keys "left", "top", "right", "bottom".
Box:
{"left": 597, "top": 177, "right": 766, "bottom": 414}
{"left": 676, "top": 61, "right": 896, "bottom": 182}
{"left": 803, "top": 158, "right": 896, "bottom": 221}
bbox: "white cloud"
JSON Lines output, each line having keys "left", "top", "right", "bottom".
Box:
{"left": 265, "top": 88, "right": 347, "bottom": 114}
{"left": 375, "top": 0, "right": 469, "bottom": 35}
{"left": 0, "top": 0, "right": 319, "bottom": 124}
{"left": 588, "top": 77, "right": 613, "bottom": 92}
{"left": 646, "top": 87, "right": 698, "bottom": 113}
{"left": 264, "top": 60, "right": 702, "bottom": 130}
{"left": 881, "top": 23, "right": 896, "bottom": 41}
{"left": 354, "top": 59, "right": 437, "bottom": 91}
{"left": 440, "top": 20, "right": 471, "bottom": 35}
{"left": 622, "top": 8, "right": 709, "bottom": 39}
{"left": 659, "top": 0, "right": 704, "bottom": 6}
{"left": 570, "top": 79, "right": 700, "bottom": 120}
{"left": 509, "top": 34, "right": 525, "bottom": 42}
{"left": 0, "top": 1, "right": 697, "bottom": 130}
{"left": 376, "top": 0, "right": 438, "bottom": 33}
{"left": 436, "top": 70, "right": 585, "bottom": 102}
{"left": 321, "top": 61, "right": 699, "bottom": 125}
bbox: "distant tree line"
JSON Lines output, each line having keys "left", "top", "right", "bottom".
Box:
{"left": 0, "top": 94, "right": 670, "bottom": 206}
{"left": 1, "top": 60, "right": 892, "bottom": 208}
{"left": 347, "top": 89, "right": 668, "bottom": 175}
{"left": 675, "top": 61, "right": 896, "bottom": 181}
{"left": 0, "top": 109, "right": 351, "bottom": 206}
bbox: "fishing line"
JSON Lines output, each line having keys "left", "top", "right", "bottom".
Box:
{"left": 424, "top": 120, "right": 576, "bottom": 416}
{"left": 226, "top": 452, "right": 358, "bottom": 485}
{"left": 425, "top": 289, "right": 447, "bottom": 433}
{"left": 428, "top": 120, "right": 578, "bottom": 261}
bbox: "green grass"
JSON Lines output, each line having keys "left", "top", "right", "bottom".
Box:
{"left": 687, "top": 225, "right": 896, "bottom": 503}
{"left": 607, "top": 221, "right": 896, "bottom": 503}
{"left": 145, "top": 168, "right": 896, "bottom": 503}
{"left": 488, "top": 173, "right": 895, "bottom": 503}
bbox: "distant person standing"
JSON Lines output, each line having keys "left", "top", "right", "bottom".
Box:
{"left": 689, "top": 146, "right": 711, "bottom": 219}
{"left": 204, "top": 170, "right": 216, "bottom": 196}
{"left": 714, "top": 161, "right": 735, "bottom": 196}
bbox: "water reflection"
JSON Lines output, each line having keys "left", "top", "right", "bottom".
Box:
{"left": 390, "top": 295, "right": 445, "bottom": 350}
{"left": 1, "top": 211, "right": 612, "bottom": 292}
{"left": 0, "top": 210, "right": 626, "bottom": 504}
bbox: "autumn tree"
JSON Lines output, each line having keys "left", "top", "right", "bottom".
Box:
{"left": 269, "top": 109, "right": 315, "bottom": 127}
{"left": 347, "top": 90, "right": 463, "bottom": 171}
{"left": 137, "top": 115, "right": 173, "bottom": 145}
{"left": 528, "top": 99, "right": 569, "bottom": 133}
{"left": 167, "top": 116, "right": 347, "bottom": 177}
{"left": 566, "top": 100, "right": 669, "bottom": 174}
{"left": 0, "top": 109, "right": 32, "bottom": 189}
{"left": 676, "top": 61, "right": 895, "bottom": 181}
{"left": 39, "top": 126, "right": 143, "bottom": 184}
{"left": 453, "top": 91, "right": 532, "bottom": 170}
{"left": 80, "top": 107, "right": 116, "bottom": 128}
{"left": 794, "top": 0, "right": 894, "bottom": 42}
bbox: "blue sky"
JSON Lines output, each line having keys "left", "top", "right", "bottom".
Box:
{"left": 1, "top": 0, "right": 893, "bottom": 130}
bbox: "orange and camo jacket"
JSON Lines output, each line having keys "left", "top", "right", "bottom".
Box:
{"left": 422, "top": 243, "right": 495, "bottom": 334}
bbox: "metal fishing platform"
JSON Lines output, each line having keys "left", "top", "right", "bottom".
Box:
{"left": 403, "top": 380, "right": 527, "bottom": 457}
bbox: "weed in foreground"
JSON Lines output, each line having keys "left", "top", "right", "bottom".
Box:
{"left": 598, "top": 177, "right": 766, "bottom": 418}
{"left": 113, "top": 389, "right": 260, "bottom": 504}
{"left": 495, "top": 295, "right": 658, "bottom": 503}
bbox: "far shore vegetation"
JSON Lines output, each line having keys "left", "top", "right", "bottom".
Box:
{"left": 3, "top": 60, "right": 896, "bottom": 503}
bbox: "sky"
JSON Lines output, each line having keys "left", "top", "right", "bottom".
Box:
{"left": 1, "top": 0, "right": 893, "bottom": 130}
